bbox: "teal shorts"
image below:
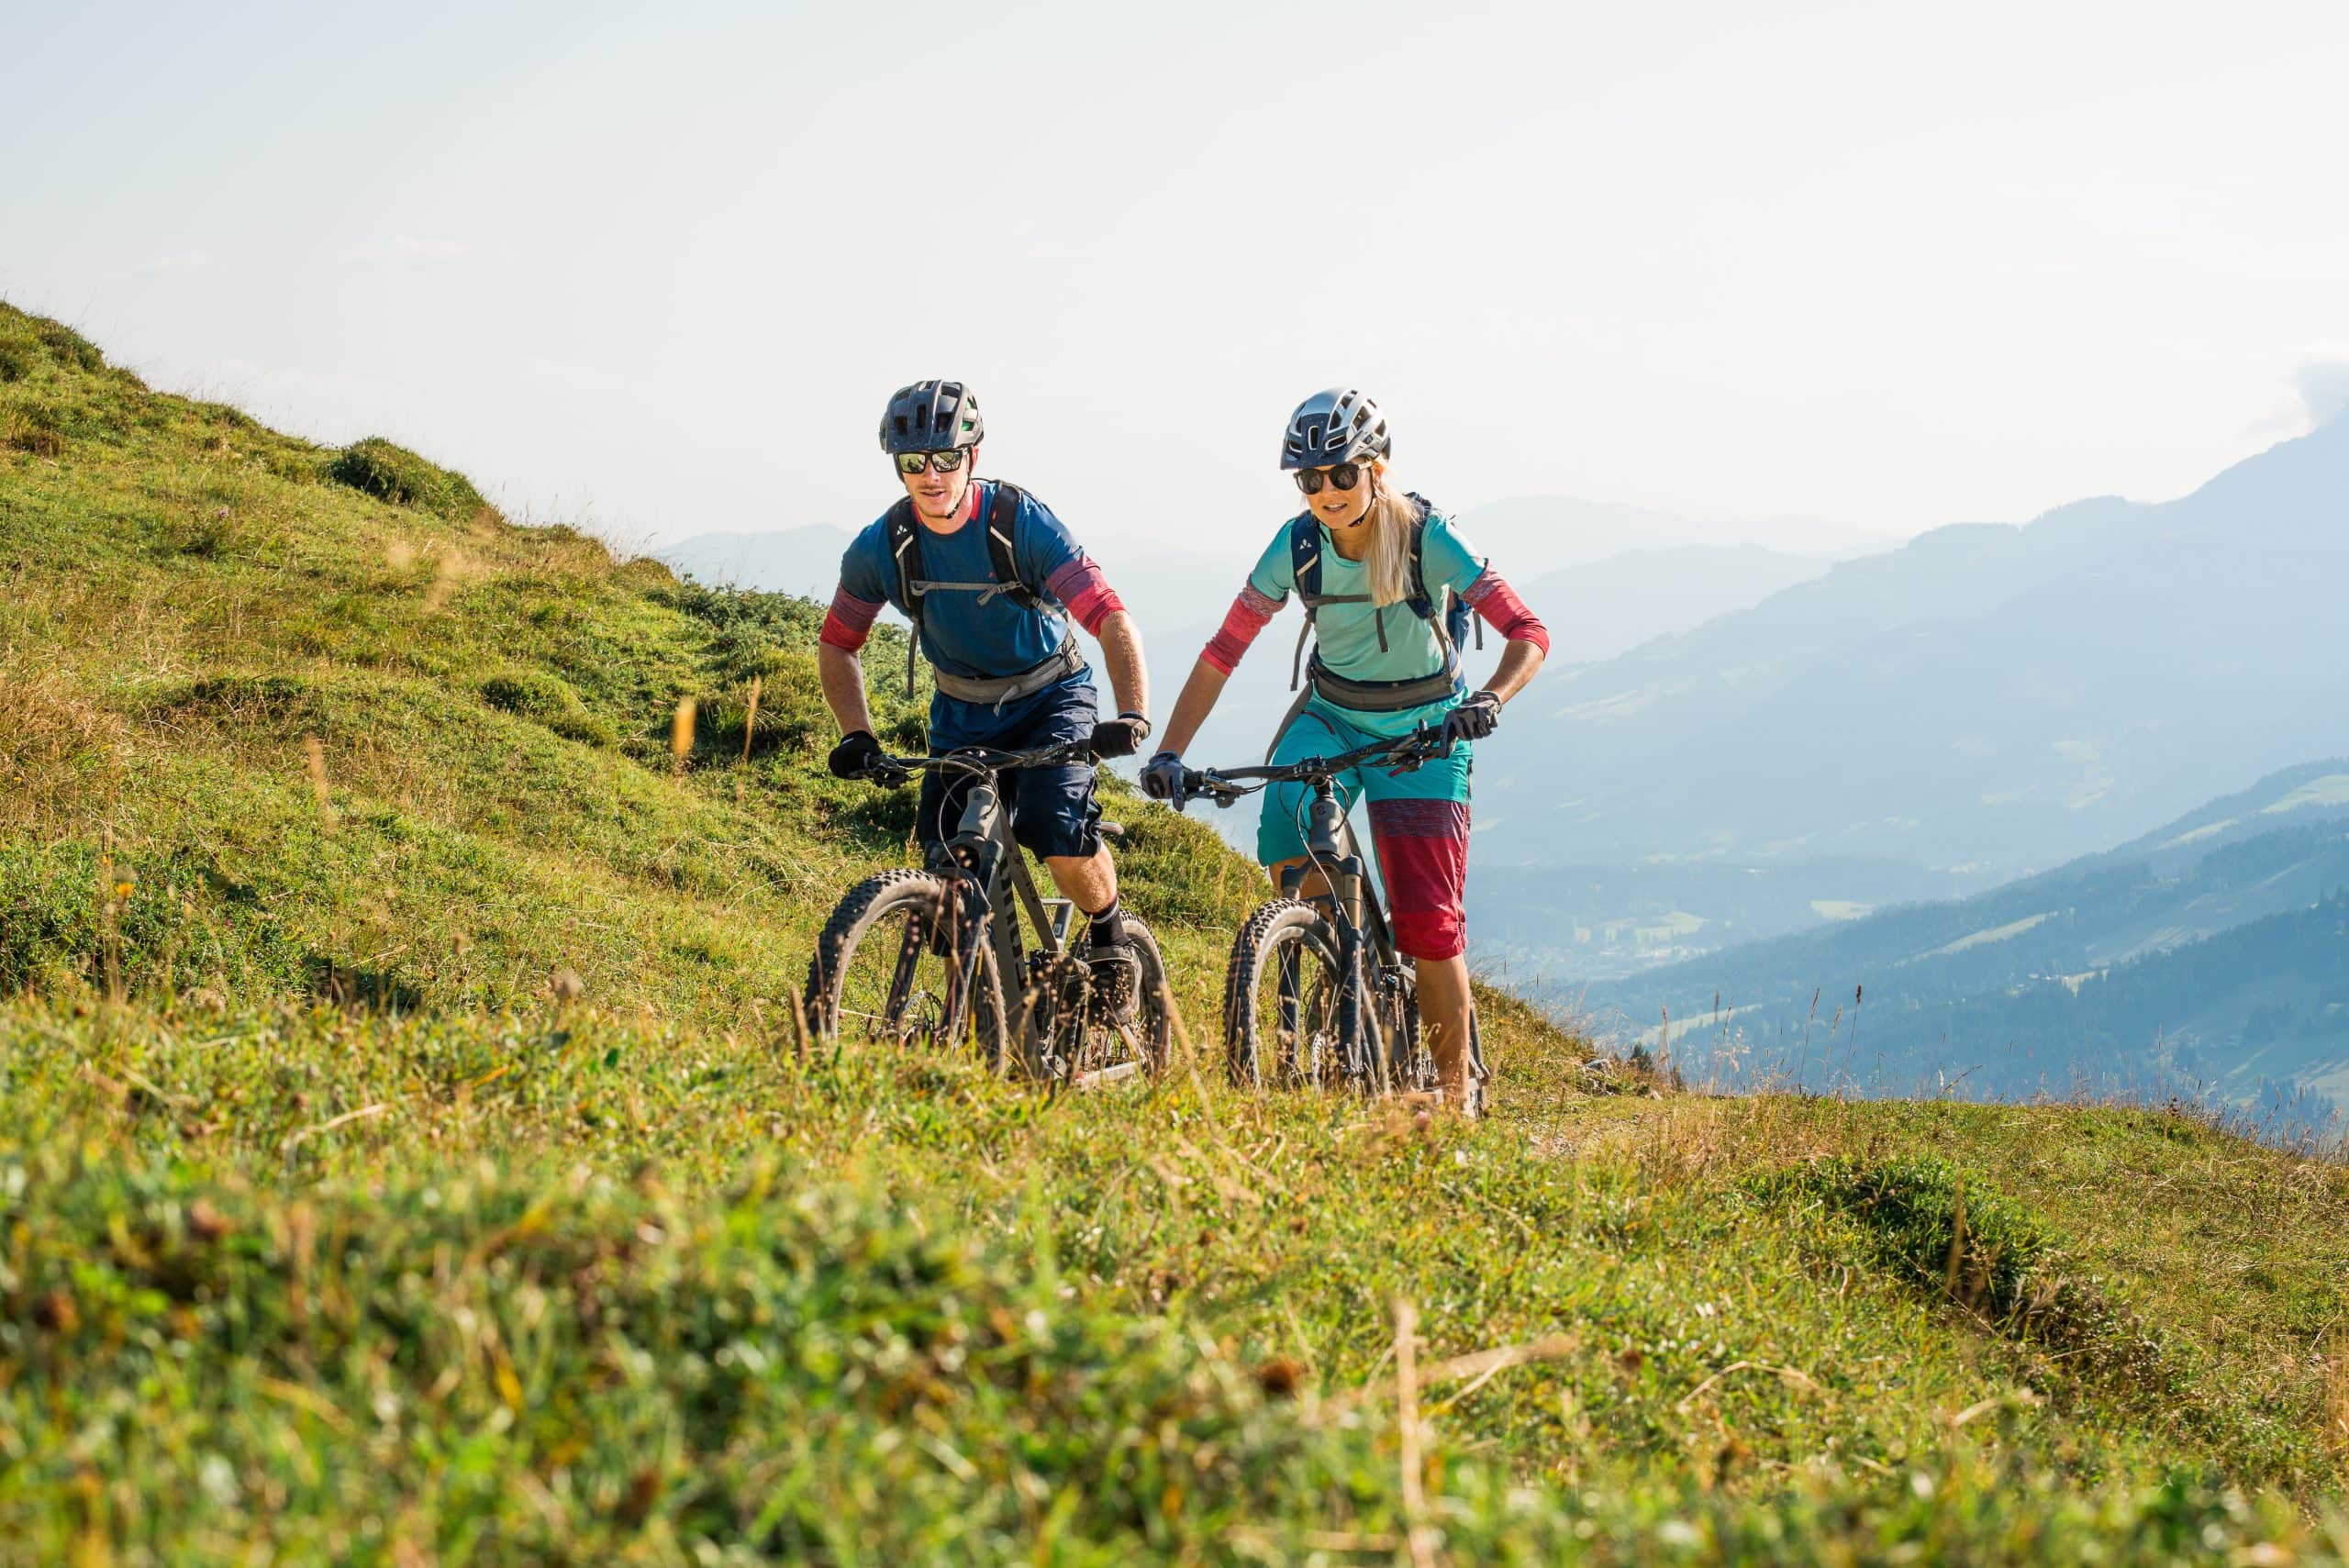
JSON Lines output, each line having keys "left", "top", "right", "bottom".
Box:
{"left": 1254, "top": 699, "right": 1475, "bottom": 960}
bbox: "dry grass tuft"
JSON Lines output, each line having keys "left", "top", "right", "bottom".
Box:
{"left": 3, "top": 401, "right": 67, "bottom": 456}
{"left": 0, "top": 658, "right": 129, "bottom": 827}
{"left": 302, "top": 735, "right": 339, "bottom": 832}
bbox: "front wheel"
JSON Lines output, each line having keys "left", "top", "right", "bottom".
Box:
{"left": 803, "top": 870, "right": 1009, "bottom": 1065}
{"left": 1222, "top": 899, "right": 1344, "bottom": 1089}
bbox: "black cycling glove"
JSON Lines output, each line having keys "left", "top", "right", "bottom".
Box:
{"left": 827, "top": 729, "right": 887, "bottom": 780}
{"left": 1442, "top": 690, "right": 1502, "bottom": 746}
{"left": 1141, "top": 750, "right": 1188, "bottom": 807}
{"left": 1089, "top": 712, "right": 1152, "bottom": 760}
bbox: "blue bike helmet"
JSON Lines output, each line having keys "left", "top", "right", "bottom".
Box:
{"left": 1280, "top": 387, "right": 1390, "bottom": 470}
{"left": 879, "top": 380, "right": 984, "bottom": 454}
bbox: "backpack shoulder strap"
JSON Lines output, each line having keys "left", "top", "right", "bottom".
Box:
{"left": 882, "top": 497, "right": 927, "bottom": 697}
{"left": 1412, "top": 495, "right": 1483, "bottom": 651}
{"left": 1402, "top": 495, "right": 1439, "bottom": 623}
{"left": 1287, "top": 513, "right": 1323, "bottom": 606}
{"left": 1286, "top": 514, "right": 1322, "bottom": 692}
{"left": 1401, "top": 495, "right": 1470, "bottom": 675}
{"left": 983, "top": 481, "right": 1043, "bottom": 610}
{"left": 884, "top": 497, "right": 924, "bottom": 611}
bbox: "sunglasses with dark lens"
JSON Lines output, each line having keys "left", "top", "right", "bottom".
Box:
{"left": 1293, "top": 462, "right": 1364, "bottom": 495}
{"left": 895, "top": 449, "right": 969, "bottom": 476}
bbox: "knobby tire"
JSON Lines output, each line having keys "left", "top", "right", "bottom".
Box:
{"left": 1222, "top": 899, "right": 1344, "bottom": 1089}
{"left": 803, "top": 869, "right": 1009, "bottom": 1067}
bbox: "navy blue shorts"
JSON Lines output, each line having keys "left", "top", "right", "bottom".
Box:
{"left": 918, "top": 676, "right": 1102, "bottom": 862}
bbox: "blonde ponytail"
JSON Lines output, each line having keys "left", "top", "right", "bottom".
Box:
{"left": 1361, "top": 472, "right": 1419, "bottom": 607}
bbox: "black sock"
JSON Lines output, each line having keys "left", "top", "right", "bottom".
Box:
{"left": 1086, "top": 898, "right": 1123, "bottom": 947}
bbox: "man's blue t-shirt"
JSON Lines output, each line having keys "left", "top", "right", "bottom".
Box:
{"left": 839, "top": 481, "right": 1089, "bottom": 681}
{"left": 837, "top": 480, "right": 1098, "bottom": 742}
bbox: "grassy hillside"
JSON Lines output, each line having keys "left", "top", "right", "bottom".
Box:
{"left": 6, "top": 300, "right": 2349, "bottom": 1562}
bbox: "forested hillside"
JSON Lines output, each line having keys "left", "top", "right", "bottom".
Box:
{"left": 1584, "top": 762, "right": 2349, "bottom": 1121}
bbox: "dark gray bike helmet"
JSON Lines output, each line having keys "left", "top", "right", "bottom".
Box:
{"left": 879, "top": 379, "right": 984, "bottom": 454}
{"left": 1280, "top": 386, "right": 1390, "bottom": 471}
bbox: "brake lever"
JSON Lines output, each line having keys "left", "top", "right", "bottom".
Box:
{"left": 1183, "top": 770, "right": 1241, "bottom": 810}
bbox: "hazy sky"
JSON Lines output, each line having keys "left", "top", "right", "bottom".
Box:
{"left": 9, "top": 0, "right": 2347, "bottom": 557}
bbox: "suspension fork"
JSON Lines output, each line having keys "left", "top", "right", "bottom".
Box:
{"left": 925, "top": 773, "right": 1011, "bottom": 1040}
{"left": 1298, "top": 777, "right": 1384, "bottom": 1083}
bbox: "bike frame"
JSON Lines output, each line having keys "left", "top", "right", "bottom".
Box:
{"left": 1192, "top": 726, "right": 1488, "bottom": 1094}
{"left": 865, "top": 742, "right": 1089, "bottom": 1049}
{"left": 1277, "top": 773, "right": 1394, "bottom": 1084}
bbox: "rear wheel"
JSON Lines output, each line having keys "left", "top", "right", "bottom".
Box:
{"left": 803, "top": 870, "right": 1009, "bottom": 1065}
{"left": 1222, "top": 899, "right": 1343, "bottom": 1089}
{"left": 1383, "top": 970, "right": 1487, "bottom": 1117}
{"left": 1377, "top": 962, "right": 1423, "bottom": 1096}
{"left": 1025, "top": 918, "right": 1173, "bottom": 1088}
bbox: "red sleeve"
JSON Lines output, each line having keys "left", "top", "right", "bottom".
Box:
{"left": 1201, "top": 583, "right": 1283, "bottom": 675}
{"left": 1462, "top": 569, "right": 1549, "bottom": 656}
{"left": 1044, "top": 558, "right": 1126, "bottom": 637}
{"left": 819, "top": 585, "right": 886, "bottom": 652}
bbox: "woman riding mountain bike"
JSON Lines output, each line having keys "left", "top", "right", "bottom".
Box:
{"left": 1141, "top": 388, "right": 1550, "bottom": 1118}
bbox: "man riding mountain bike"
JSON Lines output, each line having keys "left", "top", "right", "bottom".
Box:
{"left": 1142, "top": 388, "right": 1549, "bottom": 1117}
{"left": 818, "top": 379, "right": 1152, "bottom": 1001}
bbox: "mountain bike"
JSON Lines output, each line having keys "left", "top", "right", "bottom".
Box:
{"left": 1181, "top": 726, "right": 1489, "bottom": 1111}
{"left": 803, "top": 739, "right": 1171, "bottom": 1088}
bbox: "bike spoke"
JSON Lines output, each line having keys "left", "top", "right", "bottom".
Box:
{"left": 828, "top": 900, "right": 965, "bottom": 1051}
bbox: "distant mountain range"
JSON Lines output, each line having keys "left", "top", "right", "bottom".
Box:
{"left": 1518, "top": 544, "right": 1830, "bottom": 665}
{"left": 1575, "top": 760, "right": 2349, "bottom": 1116}
{"left": 662, "top": 524, "right": 854, "bottom": 598}
{"left": 1453, "top": 495, "right": 1896, "bottom": 572}
{"left": 1478, "top": 409, "right": 2349, "bottom": 887}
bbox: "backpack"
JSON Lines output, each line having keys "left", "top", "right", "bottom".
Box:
{"left": 1286, "top": 493, "right": 1481, "bottom": 692}
{"left": 882, "top": 480, "right": 1061, "bottom": 696}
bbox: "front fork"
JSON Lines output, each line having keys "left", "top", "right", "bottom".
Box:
{"left": 918, "top": 778, "right": 1008, "bottom": 1040}
{"left": 1280, "top": 780, "right": 1384, "bottom": 1084}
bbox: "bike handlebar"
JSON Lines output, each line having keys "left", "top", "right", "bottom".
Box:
{"left": 1181, "top": 724, "right": 1451, "bottom": 807}
{"left": 851, "top": 737, "right": 1101, "bottom": 784}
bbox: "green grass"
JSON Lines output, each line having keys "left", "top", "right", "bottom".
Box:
{"left": 5, "top": 297, "right": 2349, "bottom": 1562}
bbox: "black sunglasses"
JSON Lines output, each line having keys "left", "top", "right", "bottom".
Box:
{"left": 895, "top": 449, "right": 969, "bottom": 476}
{"left": 1293, "top": 462, "right": 1364, "bottom": 495}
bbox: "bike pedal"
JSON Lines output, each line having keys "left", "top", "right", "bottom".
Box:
{"left": 1082, "top": 943, "right": 1142, "bottom": 1018}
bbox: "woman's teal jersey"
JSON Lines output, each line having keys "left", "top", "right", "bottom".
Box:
{"left": 1247, "top": 511, "right": 1486, "bottom": 736}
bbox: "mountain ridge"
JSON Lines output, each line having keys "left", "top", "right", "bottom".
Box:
{"left": 1578, "top": 759, "right": 2349, "bottom": 1113}
{"left": 1483, "top": 407, "right": 2349, "bottom": 879}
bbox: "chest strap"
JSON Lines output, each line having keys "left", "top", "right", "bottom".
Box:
{"left": 907, "top": 578, "right": 1029, "bottom": 604}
